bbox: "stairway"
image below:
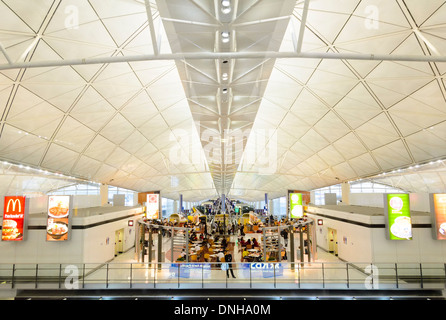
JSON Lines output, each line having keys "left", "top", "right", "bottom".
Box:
{"left": 171, "top": 229, "right": 188, "bottom": 262}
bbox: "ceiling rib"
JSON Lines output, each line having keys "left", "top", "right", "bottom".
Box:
{"left": 2, "top": 50, "right": 446, "bottom": 71}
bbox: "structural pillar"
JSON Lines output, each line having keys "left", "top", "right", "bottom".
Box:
{"left": 277, "top": 226, "right": 281, "bottom": 262}
{"left": 264, "top": 193, "right": 268, "bottom": 214}
{"left": 100, "top": 184, "right": 108, "bottom": 206}
{"left": 222, "top": 194, "right": 225, "bottom": 213}
{"left": 222, "top": 194, "right": 226, "bottom": 233}
{"left": 148, "top": 226, "right": 153, "bottom": 265}
{"left": 290, "top": 227, "right": 295, "bottom": 270}
{"left": 157, "top": 229, "right": 163, "bottom": 270}
{"left": 341, "top": 182, "right": 350, "bottom": 205}
{"left": 299, "top": 227, "right": 304, "bottom": 267}
{"left": 306, "top": 225, "right": 311, "bottom": 262}
{"left": 140, "top": 224, "right": 146, "bottom": 263}
{"left": 179, "top": 194, "right": 183, "bottom": 213}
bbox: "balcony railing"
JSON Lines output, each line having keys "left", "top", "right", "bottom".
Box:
{"left": 0, "top": 262, "right": 445, "bottom": 291}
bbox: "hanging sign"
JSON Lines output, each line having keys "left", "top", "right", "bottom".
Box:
{"left": 289, "top": 193, "right": 303, "bottom": 219}
{"left": 2, "top": 196, "right": 28, "bottom": 241}
{"left": 46, "top": 195, "right": 72, "bottom": 241}
{"left": 146, "top": 193, "right": 159, "bottom": 220}
{"left": 384, "top": 194, "right": 412, "bottom": 240}
{"left": 430, "top": 193, "right": 446, "bottom": 240}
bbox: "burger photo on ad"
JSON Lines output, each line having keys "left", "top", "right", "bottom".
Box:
{"left": 1, "top": 219, "right": 22, "bottom": 241}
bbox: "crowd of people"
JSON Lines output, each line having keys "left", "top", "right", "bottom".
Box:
{"left": 141, "top": 213, "right": 312, "bottom": 278}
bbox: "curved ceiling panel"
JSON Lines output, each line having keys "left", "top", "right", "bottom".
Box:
{"left": 0, "top": 0, "right": 445, "bottom": 202}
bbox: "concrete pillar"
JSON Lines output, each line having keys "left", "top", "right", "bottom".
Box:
{"left": 148, "top": 226, "right": 153, "bottom": 265}
{"left": 264, "top": 193, "right": 268, "bottom": 213}
{"left": 299, "top": 228, "right": 304, "bottom": 266}
{"left": 132, "top": 192, "right": 138, "bottom": 206}
{"left": 157, "top": 230, "right": 163, "bottom": 270}
{"left": 100, "top": 184, "right": 108, "bottom": 206}
{"left": 341, "top": 182, "right": 350, "bottom": 205}
{"left": 290, "top": 228, "right": 295, "bottom": 270}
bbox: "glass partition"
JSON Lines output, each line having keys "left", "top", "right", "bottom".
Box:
{"left": 0, "top": 264, "right": 14, "bottom": 289}
{"left": 131, "top": 263, "right": 155, "bottom": 289}
{"left": 0, "top": 262, "right": 444, "bottom": 292}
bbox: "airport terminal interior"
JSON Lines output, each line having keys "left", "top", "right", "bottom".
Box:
{"left": 1, "top": 0, "right": 446, "bottom": 302}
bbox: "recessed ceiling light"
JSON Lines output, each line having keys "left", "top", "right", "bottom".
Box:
{"left": 221, "top": 31, "right": 230, "bottom": 43}
{"left": 221, "top": 0, "right": 231, "bottom": 14}
{"left": 222, "top": 73, "right": 228, "bottom": 80}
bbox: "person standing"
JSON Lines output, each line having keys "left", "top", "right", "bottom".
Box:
{"left": 224, "top": 250, "right": 236, "bottom": 278}
{"left": 281, "top": 228, "right": 289, "bottom": 247}
{"left": 216, "top": 250, "right": 225, "bottom": 268}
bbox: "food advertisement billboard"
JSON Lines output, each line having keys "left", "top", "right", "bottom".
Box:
{"left": 146, "top": 193, "right": 159, "bottom": 220}
{"left": 46, "top": 195, "right": 72, "bottom": 241}
{"left": 289, "top": 193, "right": 303, "bottom": 219}
{"left": 2, "top": 196, "right": 28, "bottom": 241}
{"left": 430, "top": 193, "right": 446, "bottom": 240}
{"left": 384, "top": 194, "right": 412, "bottom": 240}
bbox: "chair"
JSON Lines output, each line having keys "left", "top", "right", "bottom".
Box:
{"left": 204, "top": 253, "right": 210, "bottom": 261}
{"left": 191, "top": 254, "right": 197, "bottom": 262}
{"left": 246, "top": 244, "right": 252, "bottom": 249}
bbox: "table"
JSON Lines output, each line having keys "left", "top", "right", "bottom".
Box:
{"left": 248, "top": 253, "right": 261, "bottom": 257}
{"left": 245, "top": 253, "right": 262, "bottom": 262}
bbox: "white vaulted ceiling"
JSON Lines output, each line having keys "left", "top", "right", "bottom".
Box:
{"left": 0, "top": 0, "right": 446, "bottom": 202}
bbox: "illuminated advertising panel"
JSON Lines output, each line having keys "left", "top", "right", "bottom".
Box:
{"left": 289, "top": 193, "right": 303, "bottom": 219}
{"left": 2, "top": 196, "right": 28, "bottom": 241}
{"left": 146, "top": 193, "right": 159, "bottom": 220}
{"left": 384, "top": 194, "right": 412, "bottom": 240}
{"left": 430, "top": 193, "right": 446, "bottom": 240}
{"left": 46, "top": 195, "right": 72, "bottom": 241}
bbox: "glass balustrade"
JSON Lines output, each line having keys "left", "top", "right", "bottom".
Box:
{"left": 0, "top": 262, "right": 444, "bottom": 291}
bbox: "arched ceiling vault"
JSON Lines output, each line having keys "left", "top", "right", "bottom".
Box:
{"left": 0, "top": 0, "right": 446, "bottom": 202}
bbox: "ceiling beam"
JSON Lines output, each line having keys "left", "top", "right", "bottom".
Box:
{"left": 2, "top": 50, "right": 446, "bottom": 70}
{"left": 295, "top": 0, "right": 310, "bottom": 53}
{"left": 0, "top": 42, "right": 12, "bottom": 64}
{"left": 144, "top": 0, "right": 160, "bottom": 55}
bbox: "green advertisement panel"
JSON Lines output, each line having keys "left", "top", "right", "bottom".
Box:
{"left": 385, "top": 194, "right": 412, "bottom": 240}
{"left": 289, "top": 193, "right": 303, "bottom": 219}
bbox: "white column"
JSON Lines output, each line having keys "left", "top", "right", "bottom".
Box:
{"left": 341, "top": 182, "right": 350, "bottom": 205}
{"left": 100, "top": 184, "right": 108, "bottom": 206}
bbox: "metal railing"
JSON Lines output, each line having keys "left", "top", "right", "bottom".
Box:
{"left": 0, "top": 262, "right": 445, "bottom": 291}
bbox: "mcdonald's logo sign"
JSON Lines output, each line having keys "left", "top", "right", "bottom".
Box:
{"left": 2, "top": 196, "right": 26, "bottom": 241}
{"left": 6, "top": 198, "right": 23, "bottom": 213}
